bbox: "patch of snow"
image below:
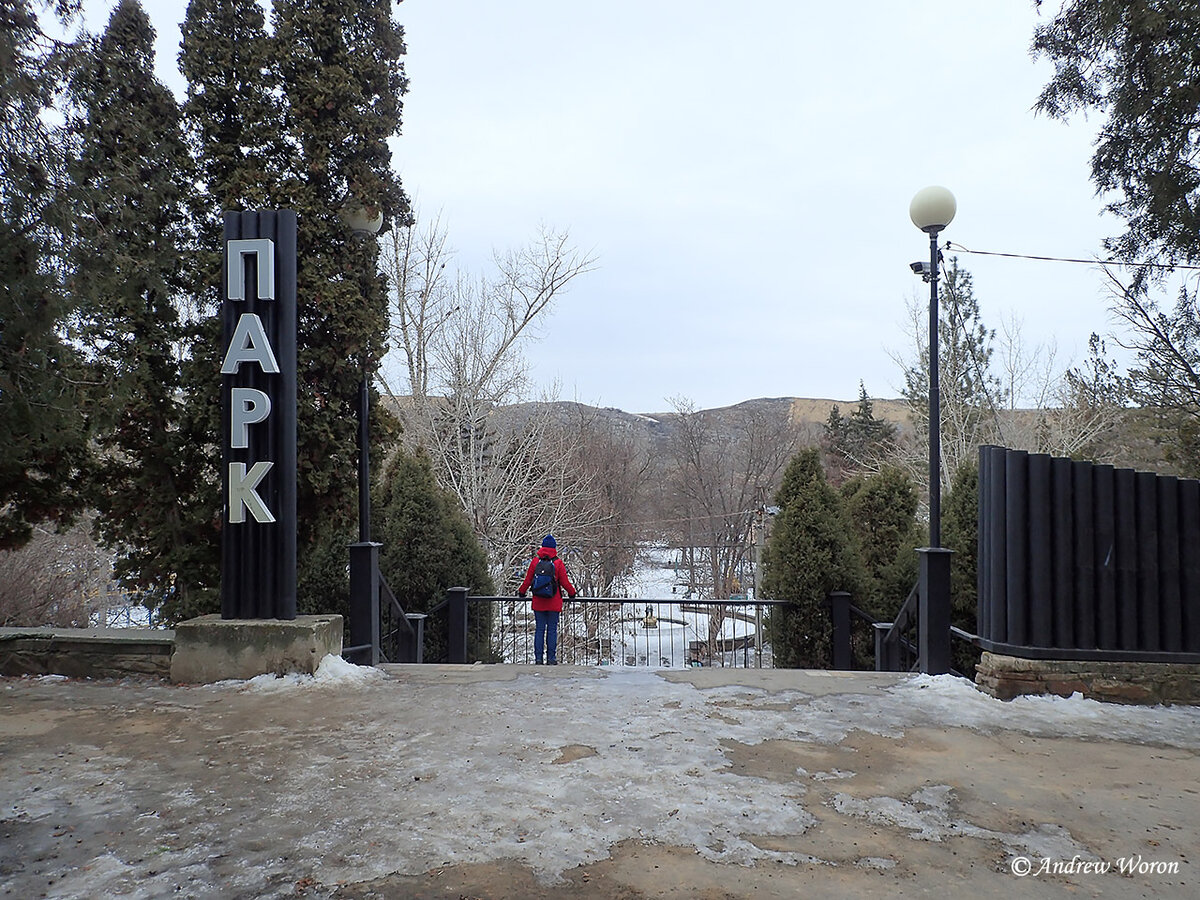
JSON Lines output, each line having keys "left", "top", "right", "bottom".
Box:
{"left": 892, "top": 674, "right": 1200, "bottom": 748}
{"left": 209, "top": 654, "right": 385, "bottom": 693}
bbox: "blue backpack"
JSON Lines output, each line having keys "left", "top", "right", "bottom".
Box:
{"left": 530, "top": 557, "right": 558, "bottom": 598}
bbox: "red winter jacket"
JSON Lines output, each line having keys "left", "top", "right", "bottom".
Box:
{"left": 519, "top": 547, "right": 576, "bottom": 612}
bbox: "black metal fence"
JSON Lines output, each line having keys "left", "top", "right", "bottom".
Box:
{"left": 978, "top": 445, "right": 1200, "bottom": 662}
{"left": 422, "top": 589, "right": 788, "bottom": 667}
{"left": 830, "top": 584, "right": 977, "bottom": 676}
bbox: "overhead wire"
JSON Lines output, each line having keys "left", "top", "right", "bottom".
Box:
{"left": 944, "top": 241, "right": 1200, "bottom": 271}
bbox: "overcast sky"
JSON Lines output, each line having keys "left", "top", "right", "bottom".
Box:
{"left": 82, "top": 1, "right": 1119, "bottom": 414}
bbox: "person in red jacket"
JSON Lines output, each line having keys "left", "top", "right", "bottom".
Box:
{"left": 518, "top": 535, "right": 576, "bottom": 665}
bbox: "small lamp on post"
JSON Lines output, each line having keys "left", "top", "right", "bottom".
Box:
{"left": 341, "top": 196, "right": 384, "bottom": 664}
{"left": 908, "top": 185, "right": 955, "bottom": 675}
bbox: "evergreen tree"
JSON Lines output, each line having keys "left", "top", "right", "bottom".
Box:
{"left": 181, "top": 0, "right": 285, "bottom": 229}
{"left": 941, "top": 458, "right": 981, "bottom": 677}
{"left": 1034, "top": 2, "right": 1200, "bottom": 476}
{"left": 172, "top": 0, "right": 410, "bottom": 618}
{"left": 840, "top": 466, "right": 921, "bottom": 620}
{"left": 762, "top": 448, "right": 864, "bottom": 668}
{"left": 161, "top": 0, "right": 295, "bottom": 620}
{"left": 902, "top": 258, "right": 1005, "bottom": 509}
{"left": 270, "top": 0, "right": 410, "bottom": 614}
{"left": 822, "top": 382, "right": 897, "bottom": 485}
{"left": 1033, "top": 1, "right": 1200, "bottom": 266}
{"left": 374, "top": 448, "right": 494, "bottom": 660}
{"left": 66, "top": 0, "right": 203, "bottom": 615}
{"left": 0, "top": 0, "right": 91, "bottom": 549}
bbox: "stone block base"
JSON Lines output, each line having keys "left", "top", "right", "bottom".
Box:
{"left": 0, "top": 628, "right": 175, "bottom": 679}
{"left": 975, "top": 651, "right": 1200, "bottom": 706}
{"left": 170, "top": 615, "right": 342, "bottom": 684}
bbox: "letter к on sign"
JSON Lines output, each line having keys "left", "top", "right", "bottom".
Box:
{"left": 220, "top": 211, "right": 298, "bottom": 620}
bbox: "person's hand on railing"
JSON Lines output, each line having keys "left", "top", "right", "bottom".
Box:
{"left": 518, "top": 592, "right": 526, "bottom": 599}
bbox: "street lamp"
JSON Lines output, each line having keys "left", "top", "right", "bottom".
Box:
{"left": 909, "top": 185, "right": 956, "bottom": 548}
{"left": 908, "top": 185, "right": 955, "bottom": 676}
{"left": 341, "top": 198, "right": 384, "bottom": 543}
{"left": 342, "top": 196, "right": 384, "bottom": 664}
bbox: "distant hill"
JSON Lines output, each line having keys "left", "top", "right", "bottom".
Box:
{"left": 443, "top": 396, "right": 914, "bottom": 455}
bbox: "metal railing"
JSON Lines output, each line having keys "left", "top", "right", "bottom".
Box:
{"left": 423, "top": 589, "right": 789, "bottom": 667}
{"left": 830, "top": 583, "right": 979, "bottom": 677}
{"left": 344, "top": 542, "right": 424, "bottom": 665}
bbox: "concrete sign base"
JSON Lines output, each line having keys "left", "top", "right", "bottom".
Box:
{"left": 170, "top": 614, "right": 342, "bottom": 684}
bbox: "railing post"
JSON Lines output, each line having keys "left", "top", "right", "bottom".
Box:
{"left": 446, "top": 586, "right": 469, "bottom": 664}
{"left": 829, "top": 591, "right": 852, "bottom": 669}
{"left": 349, "top": 541, "right": 382, "bottom": 666}
{"left": 918, "top": 547, "right": 953, "bottom": 675}
{"left": 403, "top": 613, "right": 426, "bottom": 664}
{"left": 873, "top": 622, "right": 895, "bottom": 671}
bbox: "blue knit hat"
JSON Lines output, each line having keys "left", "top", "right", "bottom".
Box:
{"left": 541, "top": 534, "right": 556, "bottom": 549}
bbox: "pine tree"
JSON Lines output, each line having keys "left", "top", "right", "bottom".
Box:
{"left": 160, "top": 0, "right": 296, "bottom": 620}
{"left": 181, "top": 0, "right": 285, "bottom": 230}
{"left": 67, "top": 0, "right": 200, "bottom": 614}
{"left": 1033, "top": 0, "right": 1200, "bottom": 266}
{"left": 0, "top": 0, "right": 91, "bottom": 549}
{"left": 174, "top": 0, "right": 411, "bottom": 618}
{"left": 822, "top": 382, "right": 898, "bottom": 485}
{"left": 902, "top": 258, "right": 1005, "bottom": 506}
{"left": 762, "top": 449, "right": 864, "bottom": 668}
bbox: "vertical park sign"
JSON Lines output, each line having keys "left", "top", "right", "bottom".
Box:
{"left": 220, "top": 211, "right": 298, "bottom": 619}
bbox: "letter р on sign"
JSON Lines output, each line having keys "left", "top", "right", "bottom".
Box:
{"left": 220, "top": 211, "right": 298, "bottom": 620}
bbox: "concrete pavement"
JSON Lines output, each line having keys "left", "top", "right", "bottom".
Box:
{"left": 2, "top": 663, "right": 1198, "bottom": 898}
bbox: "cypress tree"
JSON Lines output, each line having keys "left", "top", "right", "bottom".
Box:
{"left": 166, "top": 0, "right": 294, "bottom": 620}
{"left": 270, "top": 0, "right": 410, "bottom": 615}
{"left": 374, "top": 448, "right": 494, "bottom": 660}
{"left": 941, "top": 458, "right": 981, "bottom": 676}
{"left": 67, "top": 0, "right": 201, "bottom": 615}
{"left": 841, "top": 466, "right": 921, "bottom": 620}
{"left": 0, "top": 0, "right": 91, "bottom": 549}
{"left": 762, "top": 448, "right": 864, "bottom": 668}
{"left": 175, "top": 0, "right": 410, "bottom": 619}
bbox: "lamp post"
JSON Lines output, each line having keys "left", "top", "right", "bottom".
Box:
{"left": 342, "top": 200, "right": 384, "bottom": 543}
{"left": 908, "top": 185, "right": 955, "bottom": 675}
{"left": 908, "top": 185, "right": 956, "bottom": 547}
{"left": 342, "top": 198, "right": 384, "bottom": 663}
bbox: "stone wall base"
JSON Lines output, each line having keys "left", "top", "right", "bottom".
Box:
{"left": 169, "top": 615, "right": 342, "bottom": 684}
{"left": 975, "top": 651, "right": 1200, "bottom": 706}
{"left": 0, "top": 628, "right": 175, "bottom": 679}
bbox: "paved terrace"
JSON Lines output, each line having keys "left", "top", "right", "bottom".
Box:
{"left": 2, "top": 662, "right": 1198, "bottom": 899}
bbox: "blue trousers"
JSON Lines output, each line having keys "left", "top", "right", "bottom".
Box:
{"left": 534, "top": 609, "right": 560, "bottom": 663}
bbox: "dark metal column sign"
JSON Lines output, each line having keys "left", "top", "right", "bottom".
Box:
{"left": 220, "top": 211, "right": 298, "bottom": 619}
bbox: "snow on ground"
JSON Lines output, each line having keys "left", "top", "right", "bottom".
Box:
{"left": 5, "top": 664, "right": 1200, "bottom": 897}
{"left": 199, "top": 663, "right": 1200, "bottom": 885}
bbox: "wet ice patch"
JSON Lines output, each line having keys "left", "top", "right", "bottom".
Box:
{"left": 830, "top": 784, "right": 1096, "bottom": 861}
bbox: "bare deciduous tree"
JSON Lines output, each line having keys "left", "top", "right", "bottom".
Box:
{"left": 0, "top": 519, "right": 112, "bottom": 627}
{"left": 661, "top": 397, "right": 805, "bottom": 664}
{"left": 378, "top": 215, "right": 600, "bottom": 581}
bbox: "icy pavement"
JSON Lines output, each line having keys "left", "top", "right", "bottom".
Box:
{"left": 2, "top": 662, "right": 1199, "bottom": 899}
